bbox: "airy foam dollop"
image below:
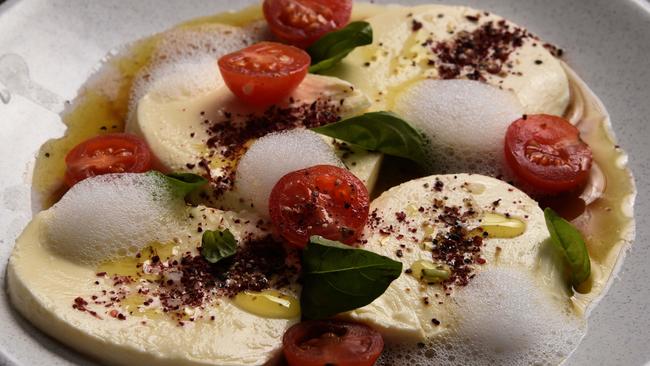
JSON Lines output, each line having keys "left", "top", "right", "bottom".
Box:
{"left": 395, "top": 79, "right": 523, "bottom": 176}
{"left": 452, "top": 268, "right": 584, "bottom": 363}
{"left": 127, "top": 23, "right": 266, "bottom": 125}
{"left": 379, "top": 267, "right": 585, "bottom": 366}
{"left": 45, "top": 173, "right": 186, "bottom": 265}
{"left": 235, "top": 129, "right": 344, "bottom": 216}
{"left": 132, "top": 56, "right": 223, "bottom": 104}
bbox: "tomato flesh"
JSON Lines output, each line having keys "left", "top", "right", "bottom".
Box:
{"left": 269, "top": 165, "right": 369, "bottom": 248}
{"left": 263, "top": 0, "right": 352, "bottom": 48}
{"left": 218, "top": 42, "right": 310, "bottom": 106}
{"left": 64, "top": 133, "right": 153, "bottom": 187}
{"left": 504, "top": 114, "right": 592, "bottom": 194}
{"left": 283, "top": 320, "right": 384, "bottom": 366}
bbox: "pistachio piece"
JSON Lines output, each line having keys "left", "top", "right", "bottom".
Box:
{"left": 410, "top": 260, "right": 451, "bottom": 283}
{"left": 476, "top": 213, "right": 526, "bottom": 238}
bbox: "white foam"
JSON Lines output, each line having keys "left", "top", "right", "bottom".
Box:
{"left": 132, "top": 55, "right": 223, "bottom": 103}
{"left": 452, "top": 268, "right": 584, "bottom": 363}
{"left": 395, "top": 79, "right": 524, "bottom": 176}
{"left": 378, "top": 267, "right": 585, "bottom": 366}
{"left": 235, "top": 129, "right": 344, "bottom": 216}
{"left": 45, "top": 173, "right": 186, "bottom": 265}
{"left": 127, "top": 22, "right": 266, "bottom": 125}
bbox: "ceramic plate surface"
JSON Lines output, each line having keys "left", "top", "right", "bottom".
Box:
{"left": 1, "top": 0, "right": 649, "bottom": 365}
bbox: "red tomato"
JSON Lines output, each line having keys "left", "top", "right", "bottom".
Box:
{"left": 504, "top": 114, "right": 592, "bottom": 194}
{"left": 64, "top": 133, "right": 153, "bottom": 187}
{"left": 263, "top": 0, "right": 353, "bottom": 48}
{"left": 217, "top": 42, "right": 310, "bottom": 106}
{"left": 283, "top": 320, "right": 384, "bottom": 366}
{"left": 269, "top": 165, "right": 369, "bottom": 248}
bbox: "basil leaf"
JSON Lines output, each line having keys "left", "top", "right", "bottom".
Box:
{"left": 301, "top": 235, "right": 402, "bottom": 320}
{"left": 312, "top": 111, "right": 429, "bottom": 166}
{"left": 308, "top": 21, "right": 373, "bottom": 74}
{"left": 544, "top": 208, "right": 591, "bottom": 286}
{"left": 149, "top": 171, "right": 208, "bottom": 198}
{"left": 201, "top": 229, "right": 237, "bottom": 264}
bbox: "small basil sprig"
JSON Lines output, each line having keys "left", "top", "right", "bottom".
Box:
{"left": 312, "top": 111, "right": 429, "bottom": 167}
{"left": 201, "top": 229, "right": 237, "bottom": 264}
{"left": 149, "top": 171, "right": 208, "bottom": 198}
{"left": 301, "top": 236, "right": 402, "bottom": 320}
{"left": 544, "top": 208, "right": 591, "bottom": 286}
{"left": 308, "top": 21, "right": 373, "bottom": 74}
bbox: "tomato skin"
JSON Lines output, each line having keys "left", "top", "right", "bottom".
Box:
{"left": 504, "top": 114, "right": 592, "bottom": 194}
{"left": 283, "top": 320, "right": 384, "bottom": 366}
{"left": 218, "top": 42, "right": 310, "bottom": 106}
{"left": 64, "top": 133, "right": 153, "bottom": 187}
{"left": 263, "top": 0, "right": 353, "bottom": 48}
{"left": 269, "top": 165, "right": 369, "bottom": 248}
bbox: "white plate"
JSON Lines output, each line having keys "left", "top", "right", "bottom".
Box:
{"left": 1, "top": 0, "right": 649, "bottom": 365}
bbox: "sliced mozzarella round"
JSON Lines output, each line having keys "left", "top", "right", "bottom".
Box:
{"left": 395, "top": 79, "right": 523, "bottom": 175}
{"left": 8, "top": 177, "right": 299, "bottom": 366}
{"left": 344, "top": 174, "right": 576, "bottom": 346}
{"left": 131, "top": 68, "right": 370, "bottom": 170}
{"left": 334, "top": 4, "right": 570, "bottom": 116}
{"left": 131, "top": 44, "right": 378, "bottom": 210}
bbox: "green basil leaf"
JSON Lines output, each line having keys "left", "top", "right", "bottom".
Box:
{"left": 149, "top": 171, "right": 208, "bottom": 198}
{"left": 301, "top": 235, "right": 402, "bottom": 320}
{"left": 544, "top": 208, "right": 591, "bottom": 286}
{"left": 201, "top": 229, "right": 237, "bottom": 264}
{"left": 307, "top": 21, "right": 373, "bottom": 74}
{"left": 312, "top": 111, "right": 429, "bottom": 166}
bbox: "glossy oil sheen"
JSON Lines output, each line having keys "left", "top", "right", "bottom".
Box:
{"left": 233, "top": 290, "right": 301, "bottom": 319}
{"left": 476, "top": 212, "right": 526, "bottom": 239}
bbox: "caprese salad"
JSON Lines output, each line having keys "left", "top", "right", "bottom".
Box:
{"left": 8, "top": 1, "right": 636, "bottom": 366}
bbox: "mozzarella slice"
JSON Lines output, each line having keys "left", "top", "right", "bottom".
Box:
{"left": 133, "top": 70, "right": 380, "bottom": 210}
{"left": 7, "top": 174, "right": 300, "bottom": 366}
{"left": 133, "top": 73, "right": 370, "bottom": 172}
{"left": 344, "top": 174, "right": 574, "bottom": 343}
{"left": 333, "top": 4, "right": 570, "bottom": 116}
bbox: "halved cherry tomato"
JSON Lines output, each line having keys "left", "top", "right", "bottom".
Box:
{"left": 263, "top": 0, "right": 353, "bottom": 48}
{"left": 64, "top": 133, "right": 153, "bottom": 187}
{"left": 283, "top": 320, "right": 384, "bottom": 366}
{"left": 269, "top": 165, "right": 369, "bottom": 248}
{"left": 504, "top": 114, "right": 592, "bottom": 194}
{"left": 218, "top": 42, "right": 310, "bottom": 106}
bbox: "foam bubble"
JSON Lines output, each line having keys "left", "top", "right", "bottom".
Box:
{"left": 453, "top": 268, "right": 584, "bottom": 361}
{"left": 377, "top": 267, "right": 585, "bottom": 366}
{"left": 395, "top": 79, "right": 524, "bottom": 176}
{"left": 45, "top": 173, "right": 186, "bottom": 265}
{"left": 132, "top": 55, "right": 223, "bottom": 103}
{"left": 235, "top": 129, "right": 344, "bottom": 216}
{"left": 127, "top": 22, "right": 266, "bottom": 125}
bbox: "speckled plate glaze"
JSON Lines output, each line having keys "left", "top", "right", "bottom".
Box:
{"left": 1, "top": 1, "right": 649, "bottom": 365}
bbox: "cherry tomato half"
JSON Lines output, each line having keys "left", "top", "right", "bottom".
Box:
{"left": 217, "top": 42, "right": 310, "bottom": 106}
{"left": 64, "top": 133, "right": 153, "bottom": 187}
{"left": 263, "top": 0, "right": 353, "bottom": 48}
{"left": 283, "top": 320, "right": 384, "bottom": 366}
{"left": 269, "top": 165, "right": 369, "bottom": 248}
{"left": 504, "top": 114, "right": 592, "bottom": 194}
